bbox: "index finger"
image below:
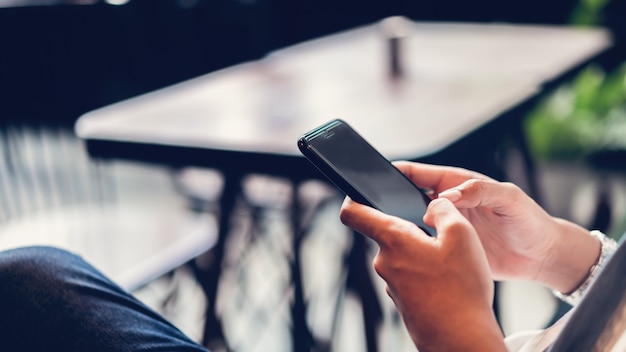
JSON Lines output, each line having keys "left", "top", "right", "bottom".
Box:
{"left": 392, "top": 161, "right": 492, "bottom": 193}
{"left": 339, "top": 197, "right": 428, "bottom": 247}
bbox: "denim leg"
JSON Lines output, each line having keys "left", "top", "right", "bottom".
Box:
{"left": 0, "top": 246, "right": 210, "bottom": 352}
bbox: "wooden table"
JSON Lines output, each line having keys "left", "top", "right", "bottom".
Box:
{"left": 76, "top": 22, "right": 610, "bottom": 161}
{"left": 75, "top": 20, "right": 612, "bottom": 351}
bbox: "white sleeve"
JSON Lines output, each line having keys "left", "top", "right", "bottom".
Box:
{"left": 504, "top": 311, "right": 573, "bottom": 352}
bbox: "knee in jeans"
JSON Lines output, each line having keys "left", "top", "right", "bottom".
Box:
{"left": 0, "top": 246, "right": 83, "bottom": 289}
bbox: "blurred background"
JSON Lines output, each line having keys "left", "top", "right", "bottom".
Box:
{"left": 1, "top": 0, "right": 625, "bottom": 351}
{"left": 1, "top": 0, "right": 623, "bottom": 125}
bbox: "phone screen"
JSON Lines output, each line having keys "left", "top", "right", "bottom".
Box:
{"left": 299, "top": 119, "right": 435, "bottom": 236}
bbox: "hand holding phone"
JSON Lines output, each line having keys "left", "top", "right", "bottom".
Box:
{"left": 298, "top": 119, "right": 435, "bottom": 236}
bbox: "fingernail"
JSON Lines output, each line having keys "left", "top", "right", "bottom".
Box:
{"left": 438, "top": 188, "right": 461, "bottom": 202}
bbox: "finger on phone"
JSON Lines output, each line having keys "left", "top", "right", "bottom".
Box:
{"left": 438, "top": 179, "right": 523, "bottom": 211}
{"left": 424, "top": 198, "right": 473, "bottom": 241}
{"left": 340, "top": 197, "right": 427, "bottom": 247}
{"left": 392, "top": 161, "right": 487, "bottom": 193}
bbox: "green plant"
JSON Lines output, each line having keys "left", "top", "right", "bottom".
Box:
{"left": 524, "top": 0, "right": 626, "bottom": 161}
{"left": 570, "top": 0, "right": 610, "bottom": 27}
{"left": 525, "top": 63, "right": 626, "bottom": 161}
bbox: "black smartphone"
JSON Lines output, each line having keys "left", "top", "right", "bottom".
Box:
{"left": 298, "top": 119, "right": 435, "bottom": 236}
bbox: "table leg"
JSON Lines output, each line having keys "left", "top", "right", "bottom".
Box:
{"left": 289, "top": 181, "right": 383, "bottom": 352}
{"left": 289, "top": 179, "right": 316, "bottom": 351}
{"left": 345, "top": 232, "right": 383, "bottom": 352}
{"left": 194, "top": 171, "right": 243, "bottom": 350}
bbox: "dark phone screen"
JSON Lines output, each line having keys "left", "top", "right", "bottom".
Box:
{"left": 302, "top": 120, "right": 435, "bottom": 236}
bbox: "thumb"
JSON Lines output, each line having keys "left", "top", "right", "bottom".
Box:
{"left": 424, "top": 198, "right": 473, "bottom": 241}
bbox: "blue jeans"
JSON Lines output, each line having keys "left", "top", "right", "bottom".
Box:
{"left": 0, "top": 246, "right": 210, "bottom": 352}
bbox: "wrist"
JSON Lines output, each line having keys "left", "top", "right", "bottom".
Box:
{"left": 536, "top": 218, "right": 601, "bottom": 294}
{"left": 411, "top": 306, "right": 506, "bottom": 352}
{"left": 552, "top": 230, "right": 617, "bottom": 305}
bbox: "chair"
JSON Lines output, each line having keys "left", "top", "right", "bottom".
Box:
{"left": 0, "top": 123, "right": 218, "bottom": 292}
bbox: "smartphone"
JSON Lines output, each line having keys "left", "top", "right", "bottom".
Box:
{"left": 298, "top": 119, "right": 435, "bottom": 236}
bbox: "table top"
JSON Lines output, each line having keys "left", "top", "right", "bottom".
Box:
{"left": 75, "top": 21, "right": 611, "bottom": 162}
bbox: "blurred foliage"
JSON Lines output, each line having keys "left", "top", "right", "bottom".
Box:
{"left": 569, "top": 0, "right": 609, "bottom": 26}
{"left": 525, "top": 0, "right": 626, "bottom": 161}
{"left": 526, "top": 63, "right": 626, "bottom": 160}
